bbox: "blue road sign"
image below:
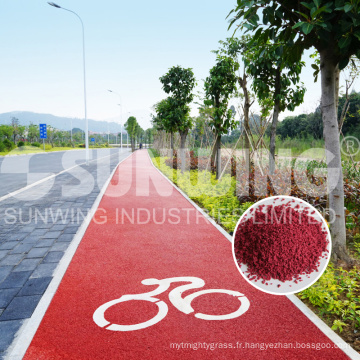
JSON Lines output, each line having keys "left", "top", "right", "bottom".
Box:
{"left": 39, "top": 124, "right": 47, "bottom": 139}
{"left": 91, "top": 138, "right": 95, "bottom": 142}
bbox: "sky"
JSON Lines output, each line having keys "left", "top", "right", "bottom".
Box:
{"left": 0, "top": 0, "right": 358, "bottom": 131}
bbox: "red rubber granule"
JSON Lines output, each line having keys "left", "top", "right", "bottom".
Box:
{"left": 234, "top": 203, "right": 329, "bottom": 284}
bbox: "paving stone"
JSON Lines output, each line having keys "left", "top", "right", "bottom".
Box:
{"left": 63, "top": 226, "right": 79, "bottom": 234}
{"left": 42, "top": 231, "right": 62, "bottom": 239}
{"left": 5, "top": 233, "right": 26, "bottom": 241}
{"left": 14, "top": 233, "right": 32, "bottom": 243}
{"left": 30, "top": 263, "right": 57, "bottom": 278}
{"left": 50, "top": 242, "right": 70, "bottom": 252}
{"left": 0, "top": 267, "right": 12, "bottom": 285}
{"left": 57, "top": 234, "right": 74, "bottom": 242}
{"left": 31, "top": 222, "right": 53, "bottom": 229}
{"left": 54, "top": 218, "right": 71, "bottom": 225}
{"left": 22, "top": 236, "right": 40, "bottom": 244}
{"left": 0, "top": 271, "right": 32, "bottom": 289}
{"left": 0, "top": 319, "right": 24, "bottom": 352}
{"left": 26, "top": 248, "right": 49, "bottom": 259}
{"left": 43, "top": 251, "right": 64, "bottom": 263}
{"left": 34, "top": 239, "right": 55, "bottom": 248}
{"left": 17, "top": 277, "right": 52, "bottom": 296}
{"left": 9, "top": 243, "right": 33, "bottom": 254}
{"left": 13, "top": 259, "right": 41, "bottom": 272}
{"left": 0, "top": 254, "right": 24, "bottom": 266}
{"left": 29, "top": 229, "right": 48, "bottom": 237}
{"left": 0, "top": 242, "right": 18, "bottom": 251}
{"left": 50, "top": 224, "right": 67, "bottom": 231}
{"left": 0, "top": 295, "right": 42, "bottom": 320}
{"left": 0, "top": 289, "right": 20, "bottom": 308}
{"left": 18, "top": 226, "right": 36, "bottom": 233}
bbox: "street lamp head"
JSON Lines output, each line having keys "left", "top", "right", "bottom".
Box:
{"left": 48, "top": 2, "right": 61, "bottom": 8}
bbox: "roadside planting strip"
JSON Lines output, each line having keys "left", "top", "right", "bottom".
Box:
{"left": 148, "top": 151, "right": 360, "bottom": 360}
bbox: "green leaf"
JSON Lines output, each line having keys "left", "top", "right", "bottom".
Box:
{"left": 344, "top": 3, "right": 353, "bottom": 12}
{"left": 248, "top": 14, "right": 259, "bottom": 26}
{"left": 243, "top": 23, "right": 253, "bottom": 30}
{"left": 295, "top": 11, "right": 310, "bottom": 20}
{"left": 292, "top": 21, "right": 306, "bottom": 29}
{"left": 317, "top": 21, "right": 328, "bottom": 29}
{"left": 338, "top": 36, "right": 351, "bottom": 49}
{"left": 269, "top": 27, "right": 275, "bottom": 40}
{"left": 275, "top": 9, "right": 283, "bottom": 19}
{"left": 263, "top": 10, "right": 269, "bottom": 25}
{"left": 301, "top": 22, "right": 314, "bottom": 34}
{"left": 311, "top": 6, "right": 328, "bottom": 18}
{"left": 253, "top": 27, "right": 263, "bottom": 41}
{"left": 335, "top": 0, "right": 343, "bottom": 7}
{"left": 338, "top": 57, "right": 350, "bottom": 70}
{"left": 354, "top": 31, "right": 360, "bottom": 41}
{"left": 275, "top": 45, "right": 283, "bottom": 56}
{"left": 340, "top": 20, "right": 353, "bottom": 32}
{"left": 313, "top": 0, "right": 320, "bottom": 7}
{"left": 300, "top": 2, "right": 312, "bottom": 10}
{"left": 311, "top": 64, "right": 319, "bottom": 70}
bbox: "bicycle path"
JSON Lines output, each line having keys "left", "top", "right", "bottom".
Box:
{"left": 14, "top": 150, "right": 354, "bottom": 359}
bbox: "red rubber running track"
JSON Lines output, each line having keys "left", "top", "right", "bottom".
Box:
{"left": 24, "top": 150, "right": 350, "bottom": 359}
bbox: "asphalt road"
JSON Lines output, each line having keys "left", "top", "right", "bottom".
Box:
{"left": 0, "top": 148, "right": 131, "bottom": 198}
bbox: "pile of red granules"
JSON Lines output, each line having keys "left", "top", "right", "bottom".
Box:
{"left": 234, "top": 201, "right": 329, "bottom": 285}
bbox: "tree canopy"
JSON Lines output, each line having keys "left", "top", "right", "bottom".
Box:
{"left": 228, "top": 0, "right": 360, "bottom": 262}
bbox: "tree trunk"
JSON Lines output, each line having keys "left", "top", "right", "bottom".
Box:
{"left": 179, "top": 130, "right": 187, "bottom": 173}
{"left": 269, "top": 68, "right": 281, "bottom": 175}
{"left": 211, "top": 132, "right": 218, "bottom": 174}
{"left": 320, "top": 49, "right": 349, "bottom": 263}
{"left": 269, "top": 102, "right": 280, "bottom": 175}
{"left": 216, "top": 135, "right": 221, "bottom": 180}
{"left": 335, "top": 65, "right": 340, "bottom": 112}
{"left": 170, "top": 132, "right": 174, "bottom": 151}
{"left": 239, "top": 72, "right": 251, "bottom": 173}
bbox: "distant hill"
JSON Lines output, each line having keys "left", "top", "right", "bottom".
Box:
{"left": 0, "top": 111, "right": 124, "bottom": 133}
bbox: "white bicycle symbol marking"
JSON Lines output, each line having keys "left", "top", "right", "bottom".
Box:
{"left": 93, "top": 277, "right": 250, "bottom": 331}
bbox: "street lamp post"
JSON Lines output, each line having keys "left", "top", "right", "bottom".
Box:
{"left": 48, "top": 2, "right": 89, "bottom": 164}
{"left": 108, "top": 90, "right": 122, "bottom": 150}
{"left": 126, "top": 112, "right": 131, "bottom": 149}
{"left": 117, "top": 104, "right": 121, "bottom": 147}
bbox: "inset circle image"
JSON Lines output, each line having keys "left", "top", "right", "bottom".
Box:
{"left": 232, "top": 196, "right": 331, "bottom": 295}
